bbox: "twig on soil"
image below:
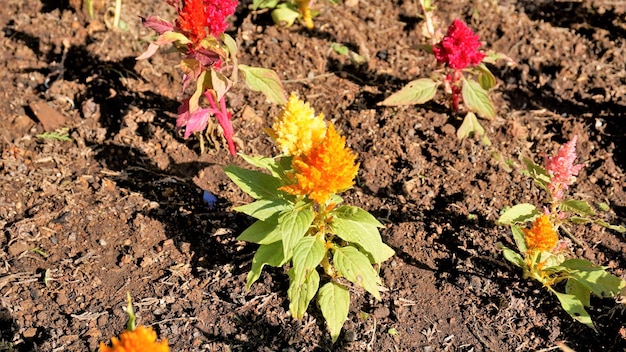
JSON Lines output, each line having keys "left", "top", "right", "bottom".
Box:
{"left": 366, "top": 315, "right": 377, "bottom": 350}
{"left": 150, "top": 316, "right": 198, "bottom": 326}
{"left": 71, "top": 311, "right": 108, "bottom": 321}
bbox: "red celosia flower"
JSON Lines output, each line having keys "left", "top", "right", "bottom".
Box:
{"left": 545, "top": 135, "right": 584, "bottom": 201}
{"left": 177, "top": 0, "right": 208, "bottom": 45}
{"left": 205, "top": 0, "right": 239, "bottom": 36}
{"left": 433, "top": 19, "right": 485, "bottom": 70}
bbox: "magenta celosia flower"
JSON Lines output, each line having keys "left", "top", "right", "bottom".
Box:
{"left": 545, "top": 135, "right": 584, "bottom": 201}
{"left": 205, "top": 0, "right": 239, "bottom": 36}
{"left": 433, "top": 19, "right": 485, "bottom": 70}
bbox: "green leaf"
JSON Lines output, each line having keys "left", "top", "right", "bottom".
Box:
{"left": 521, "top": 157, "right": 551, "bottom": 190}
{"left": 510, "top": 224, "right": 527, "bottom": 254}
{"left": 234, "top": 199, "right": 291, "bottom": 221}
{"left": 239, "top": 64, "right": 287, "bottom": 105}
{"left": 456, "top": 112, "right": 491, "bottom": 146}
{"left": 330, "top": 206, "right": 395, "bottom": 263}
{"left": 497, "top": 203, "right": 539, "bottom": 225}
{"left": 566, "top": 279, "right": 591, "bottom": 307}
{"left": 288, "top": 268, "right": 320, "bottom": 319}
{"left": 280, "top": 207, "right": 315, "bottom": 259}
{"left": 333, "top": 246, "right": 382, "bottom": 300}
{"left": 271, "top": 4, "right": 300, "bottom": 27}
{"left": 237, "top": 213, "right": 282, "bottom": 244}
{"left": 594, "top": 220, "right": 626, "bottom": 233}
{"left": 596, "top": 202, "right": 610, "bottom": 212}
{"left": 549, "top": 288, "right": 596, "bottom": 332}
{"left": 317, "top": 282, "right": 350, "bottom": 343}
{"left": 462, "top": 78, "right": 496, "bottom": 120}
{"left": 331, "top": 43, "right": 349, "bottom": 55}
{"left": 292, "top": 236, "right": 326, "bottom": 286}
{"left": 502, "top": 246, "right": 524, "bottom": 269}
{"left": 224, "top": 165, "right": 283, "bottom": 199}
{"left": 557, "top": 258, "right": 625, "bottom": 298}
{"left": 476, "top": 63, "right": 496, "bottom": 90}
{"left": 239, "top": 154, "right": 292, "bottom": 182}
{"left": 559, "top": 199, "right": 596, "bottom": 217}
{"left": 568, "top": 216, "right": 592, "bottom": 224}
{"left": 246, "top": 241, "right": 286, "bottom": 289}
{"left": 378, "top": 78, "right": 438, "bottom": 106}
{"left": 252, "top": 0, "right": 279, "bottom": 10}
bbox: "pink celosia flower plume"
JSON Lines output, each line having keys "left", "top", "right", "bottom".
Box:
{"left": 433, "top": 19, "right": 485, "bottom": 70}
{"left": 545, "top": 135, "right": 584, "bottom": 201}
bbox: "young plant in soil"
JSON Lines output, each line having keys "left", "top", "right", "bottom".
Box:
{"left": 138, "top": 0, "right": 287, "bottom": 155}
{"left": 251, "top": 0, "right": 338, "bottom": 29}
{"left": 380, "top": 0, "right": 506, "bottom": 145}
{"left": 497, "top": 136, "right": 626, "bottom": 331}
{"left": 99, "top": 293, "right": 170, "bottom": 351}
{"left": 225, "top": 94, "right": 395, "bottom": 342}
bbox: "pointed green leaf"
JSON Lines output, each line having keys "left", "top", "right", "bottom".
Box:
{"left": 288, "top": 268, "right": 320, "bottom": 319}
{"left": 239, "top": 64, "right": 287, "bottom": 105}
{"left": 566, "top": 278, "right": 591, "bottom": 307}
{"left": 317, "top": 282, "right": 350, "bottom": 343}
{"left": 222, "top": 33, "right": 238, "bottom": 80}
{"left": 237, "top": 213, "right": 282, "bottom": 244}
{"left": 456, "top": 112, "right": 491, "bottom": 146}
{"left": 560, "top": 199, "right": 596, "bottom": 217}
{"left": 224, "top": 165, "right": 282, "bottom": 199}
{"left": 594, "top": 220, "right": 626, "bottom": 233}
{"left": 502, "top": 246, "right": 524, "bottom": 269}
{"left": 378, "top": 78, "right": 438, "bottom": 106}
{"left": 239, "top": 154, "right": 292, "bottom": 182}
{"left": 549, "top": 288, "right": 596, "bottom": 332}
{"left": 557, "top": 259, "right": 626, "bottom": 298}
{"left": 333, "top": 246, "right": 382, "bottom": 300}
{"left": 510, "top": 224, "right": 527, "bottom": 254}
{"left": 521, "top": 157, "right": 551, "bottom": 190}
{"left": 497, "top": 203, "right": 539, "bottom": 225}
{"left": 331, "top": 206, "right": 394, "bottom": 263}
{"left": 292, "top": 236, "right": 326, "bottom": 286}
{"left": 462, "top": 78, "right": 496, "bottom": 120}
{"left": 476, "top": 63, "right": 496, "bottom": 90}
{"left": 246, "top": 241, "right": 286, "bottom": 289}
{"left": 568, "top": 216, "right": 592, "bottom": 224}
{"left": 280, "top": 207, "right": 315, "bottom": 259}
{"left": 234, "top": 199, "right": 291, "bottom": 221}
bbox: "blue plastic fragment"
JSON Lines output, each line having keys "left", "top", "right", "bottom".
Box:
{"left": 202, "top": 190, "right": 218, "bottom": 209}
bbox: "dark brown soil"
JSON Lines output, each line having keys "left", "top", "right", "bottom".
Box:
{"left": 1, "top": 0, "right": 625, "bottom": 351}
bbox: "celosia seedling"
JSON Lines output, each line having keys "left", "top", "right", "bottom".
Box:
{"left": 224, "top": 94, "right": 394, "bottom": 342}
{"left": 497, "top": 136, "right": 625, "bottom": 331}
{"left": 252, "top": 0, "right": 338, "bottom": 29}
{"left": 380, "top": 1, "right": 507, "bottom": 144}
{"left": 138, "top": 0, "right": 287, "bottom": 154}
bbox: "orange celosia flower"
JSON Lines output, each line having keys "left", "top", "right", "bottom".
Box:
{"left": 99, "top": 325, "right": 169, "bottom": 352}
{"left": 177, "top": 0, "right": 208, "bottom": 46}
{"left": 267, "top": 94, "right": 327, "bottom": 156}
{"left": 280, "top": 123, "right": 359, "bottom": 204}
{"left": 523, "top": 215, "right": 558, "bottom": 253}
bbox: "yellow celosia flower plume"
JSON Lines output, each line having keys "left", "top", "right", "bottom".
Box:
{"left": 99, "top": 325, "right": 169, "bottom": 352}
{"left": 523, "top": 214, "right": 558, "bottom": 253}
{"left": 267, "top": 94, "right": 326, "bottom": 156}
{"left": 280, "top": 123, "right": 359, "bottom": 205}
